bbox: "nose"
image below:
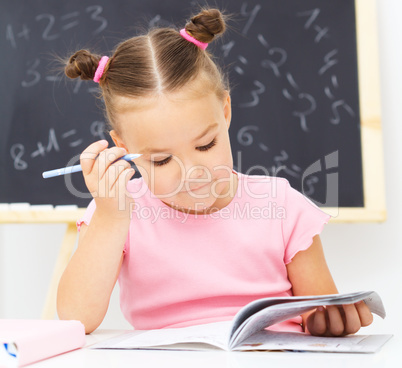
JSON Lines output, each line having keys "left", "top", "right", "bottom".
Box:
{"left": 180, "top": 157, "right": 209, "bottom": 183}
{"left": 187, "top": 165, "right": 205, "bottom": 178}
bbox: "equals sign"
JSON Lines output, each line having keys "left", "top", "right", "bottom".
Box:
{"left": 45, "top": 75, "right": 63, "bottom": 82}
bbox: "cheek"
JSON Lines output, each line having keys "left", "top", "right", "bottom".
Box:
{"left": 211, "top": 140, "right": 233, "bottom": 176}
{"left": 137, "top": 161, "right": 184, "bottom": 197}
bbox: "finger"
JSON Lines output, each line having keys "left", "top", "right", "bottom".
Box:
{"left": 307, "top": 307, "right": 327, "bottom": 336}
{"left": 327, "top": 305, "right": 345, "bottom": 336}
{"left": 111, "top": 167, "right": 135, "bottom": 211}
{"left": 109, "top": 162, "right": 131, "bottom": 192}
{"left": 119, "top": 167, "right": 135, "bottom": 193}
{"left": 97, "top": 147, "right": 127, "bottom": 179}
{"left": 80, "top": 140, "right": 109, "bottom": 175}
{"left": 355, "top": 301, "right": 374, "bottom": 327}
{"left": 117, "top": 167, "right": 135, "bottom": 204}
{"left": 342, "top": 304, "right": 361, "bottom": 334}
{"left": 97, "top": 159, "right": 131, "bottom": 199}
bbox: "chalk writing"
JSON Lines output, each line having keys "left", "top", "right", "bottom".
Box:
{"left": 10, "top": 144, "right": 28, "bottom": 171}
{"left": 2, "top": 0, "right": 363, "bottom": 207}
{"left": 240, "top": 3, "right": 261, "bottom": 35}
{"left": 10, "top": 123, "right": 107, "bottom": 170}
{"left": 6, "top": 6, "right": 107, "bottom": 49}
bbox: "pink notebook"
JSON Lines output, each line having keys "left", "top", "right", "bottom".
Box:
{"left": 0, "top": 319, "right": 85, "bottom": 367}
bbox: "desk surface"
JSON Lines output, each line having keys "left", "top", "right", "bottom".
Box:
{"left": 29, "top": 330, "right": 398, "bottom": 368}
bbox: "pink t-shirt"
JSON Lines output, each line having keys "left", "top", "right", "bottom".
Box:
{"left": 77, "top": 170, "right": 330, "bottom": 332}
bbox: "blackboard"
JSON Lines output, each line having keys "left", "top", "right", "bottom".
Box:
{"left": 1, "top": 0, "right": 365, "bottom": 210}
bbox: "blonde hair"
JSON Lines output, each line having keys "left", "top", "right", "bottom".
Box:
{"left": 64, "top": 7, "right": 231, "bottom": 131}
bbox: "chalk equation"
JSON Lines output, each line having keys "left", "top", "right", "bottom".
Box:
{"left": 10, "top": 121, "right": 107, "bottom": 171}
{"left": 6, "top": 6, "right": 107, "bottom": 48}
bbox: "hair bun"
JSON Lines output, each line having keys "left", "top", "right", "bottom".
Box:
{"left": 185, "top": 8, "right": 227, "bottom": 44}
{"left": 65, "top": 50, "right": 101, "bottom": 80}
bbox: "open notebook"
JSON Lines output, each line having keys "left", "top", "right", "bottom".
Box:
{"left": 93, "top": 291, "right": 392, "bottom": 353}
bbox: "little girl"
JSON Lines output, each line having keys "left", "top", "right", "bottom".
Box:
{"left": 57, "top": 8, "right": 373, "bottom": 336}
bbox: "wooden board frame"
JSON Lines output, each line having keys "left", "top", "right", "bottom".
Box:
{"left": 0, "top": 0, "right": 387, "bottom": 225}
{"left": 325, "top": 0, "right": 386, "bottom": 222}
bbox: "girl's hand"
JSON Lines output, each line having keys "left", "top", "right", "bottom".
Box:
{"left": 306, "top": 301, "right": 374, "bottom": 336}
{"left": 80, "top": 140, "right": 135, "bottom": 218}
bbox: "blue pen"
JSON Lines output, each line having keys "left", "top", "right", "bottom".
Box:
{"left": 42, "top": 153, "right": 142, "bottom": 179}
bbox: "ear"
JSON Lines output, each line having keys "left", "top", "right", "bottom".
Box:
{"left": 223, "top": 91, "right": 232, "bottom": 129}
{"left": 110, "top": 130, "right": 128, "bottom": 151}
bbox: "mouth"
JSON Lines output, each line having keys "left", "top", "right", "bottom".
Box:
{"left": 180, "top": 181, "right": 211, "bottom": 192}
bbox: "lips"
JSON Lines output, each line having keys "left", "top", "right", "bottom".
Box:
{"left": 191, "top": 182, "right": 209, "bottom": 191}
{"left": 180, "top": 181, "right": 211, "bottom": 192}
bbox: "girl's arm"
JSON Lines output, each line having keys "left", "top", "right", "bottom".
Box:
{"left": 57, "top": 214, "right": 128, "bottom": 334}
{"left": 286, "top": 235, "right": 373, "bottom": 336}
{"left": 57, "top": 140, "right": 134, "bottom": 334}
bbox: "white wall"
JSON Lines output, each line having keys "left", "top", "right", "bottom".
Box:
{"left": 0, "top": 222, "right": 131, "bottom": 329}
{"left": 0, "top": 0, "right": 401, "bottom": 334}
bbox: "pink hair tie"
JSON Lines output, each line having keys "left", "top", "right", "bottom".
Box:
{"left": 180, "top": 29, "right": 208, "bottom": 50}
{"left": 93, "top": 56, "right": 109, "bottom": 83}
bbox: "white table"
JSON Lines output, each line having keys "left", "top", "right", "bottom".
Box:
{"left": 29, "top": 330, "right": 398, "bottom": 368}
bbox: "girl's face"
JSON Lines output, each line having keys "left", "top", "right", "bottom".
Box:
{"left": 111, "top": 88, "right": 237, "bottom": 214}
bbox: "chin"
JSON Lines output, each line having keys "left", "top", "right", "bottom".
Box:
{"left": 171, "top": 194, "right": 217, "bottom": 211}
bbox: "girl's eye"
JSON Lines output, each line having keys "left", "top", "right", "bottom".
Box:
{"left": 151, "top": 138, "right": 217, "bottom": 167}
{"left": 197, "top": 138, "right": 217, "bottom": 151}
{"left": 152, "top": 156, "right": 172, "bottom": 167}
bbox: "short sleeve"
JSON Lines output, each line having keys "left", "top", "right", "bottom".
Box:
{"left": 282, "top": 180, "right": 331, "bottom": 264}
{"left": 76, "top": 199, "right": 96, "bottom": 232}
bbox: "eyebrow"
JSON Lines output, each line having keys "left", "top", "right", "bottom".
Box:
{"left": 140, "top": 122, "right": 219, "bottom": 154}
